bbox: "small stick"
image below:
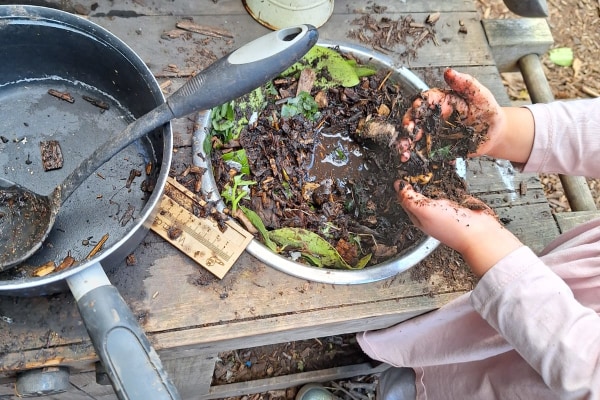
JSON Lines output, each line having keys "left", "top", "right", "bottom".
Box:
{"left": 32, "top": 261, "right": 56, "bottom": 277}
{"left": 377, "top": 70, "right": 393, "bottom": 91}
{"left": 581, "top": 85, "right": 600, "bottom": 98}
{"left": 175, "top": 20, "right": 233, "bottom": 38}
{"left": 55, "top": 252, "right": 76, "bottom": 272}
{"left": 82, "top": 95, "right": 110, "bottom": 110}
{"left": 86, "top": 233, "right": 109, "bottom": 259}
{"left": 48, "top": 89, "right": 74, "bottom": 103}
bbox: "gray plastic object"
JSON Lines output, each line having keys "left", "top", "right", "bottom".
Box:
{"left": 502, "top": 0, "right": 548, "bottom": 17}
{"left": 16, "top": 367, "right": 70, "bottom": 397}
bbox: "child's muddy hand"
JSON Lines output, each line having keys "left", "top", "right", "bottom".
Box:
{"left": 398, "top": 69, "right": 505, "bottom": 159}
{"left": 394, "top": 180, "right": 522, "bottom": 277}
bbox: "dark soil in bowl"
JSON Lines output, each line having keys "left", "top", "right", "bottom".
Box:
{"left": 207, "top": 48, "right": 471, "bottom": 269}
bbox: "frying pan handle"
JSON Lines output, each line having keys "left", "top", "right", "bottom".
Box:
{"left": 67, "top": 264, "right": 180, "bottom": 400}
{"left": 165, "top": 24, "right": 319, "bottom": 118}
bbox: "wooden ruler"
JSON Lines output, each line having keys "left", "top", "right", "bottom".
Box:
{"left": 151, "top": 177, "right": 253, "bottom": 279}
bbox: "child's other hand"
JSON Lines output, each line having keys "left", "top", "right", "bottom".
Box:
{"left": 400, "top": 69, "right": 506, "bottom": 158}
{"left": 396, "top": 181, "right": 522, "bottom": 277}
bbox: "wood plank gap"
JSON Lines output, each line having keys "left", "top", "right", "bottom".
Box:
{"left": 204, "top": 362, "right": 390, "bottom": 400}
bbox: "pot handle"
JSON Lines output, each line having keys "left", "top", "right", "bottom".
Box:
{"left": 67, "top": 263, "right": 180, "bottom": 400}
{"left": 165, "top": 24, "right": 319, "bottom": 118}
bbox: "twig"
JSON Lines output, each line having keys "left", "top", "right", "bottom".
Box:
{"left": 329, "top": 381, "right": 365, "bottom": 400}
{"left": 377, "top": 70, "right": 393, "bottom": 91}
{"left": 343, "top": 382, "right": 378, "bottom": 392}
{"left": 175, "top": 20, "right": 233, "bottom": 38}
{"left": 86, "top": 233, "right": 109, "bottom": 259}
{"left": 582, "top": 85, "right": 600, "bottom": 98}
{"left": 154, "top": 69, "right": 197, "bottom": 78}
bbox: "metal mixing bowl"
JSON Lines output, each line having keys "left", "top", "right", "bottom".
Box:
{"left": 192, "top": 40, "right": 440, "bottom": 284}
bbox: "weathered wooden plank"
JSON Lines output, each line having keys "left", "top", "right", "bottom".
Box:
{"left": 0, "top": 289, "right": 464, "bottom": 379}
{"left": 482, "top": 18, "right": 554, "bottom": 72}
{"left": 68, "top": 372, "right": 116, "bottom": 398}
{"left": 151, "top": 291, "right": 467, "bottom": 356}
{"left": 465, "top": 158, "right": 550, "bottom": 209}
{"left": 89, "top": 11, "right": 494, "bottom": 79}
{"left": 0, "top": 361, "right": 387, "bottom": 399}
{"left": 163, "top": 354, "right": 218, "bottom": 398}
{"left": 465, "top": 160, "right": 558, "bottom": 252}
{"left": 555, "top": 211, "right": 600, "bottom": 233}
{"left": 205, "top": 362, "right": 390, "bottom": 400}
{"left": 133, "top": 245, "right": 467, "bottom": 334}
{"left": 494, "top": 203, "right": 558, "bottom": 253}
{"left": 335, "top": 0, "right": 476, "bottom": 13}
{"left": 316, "top": 12, "right": 495, "bottom": 68}
{"left": 27, "top": 0, "right": 477, "bottom": 18}
{"left": 466, "top": 158, "right": 544, "bottom": 194}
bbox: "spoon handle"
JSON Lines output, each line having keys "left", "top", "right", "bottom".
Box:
{"left": 68, "top": 263, "right": 181, "bottom": 400}
{"left": 165, "top": 24, "right": 318, "bottom": 117}
{"left": 57, "top": 24, "right": 318, "bottom": 203}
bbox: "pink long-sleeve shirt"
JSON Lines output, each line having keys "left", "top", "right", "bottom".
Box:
{"left": 357, "top": 98, "right": 600, "bottom": 399}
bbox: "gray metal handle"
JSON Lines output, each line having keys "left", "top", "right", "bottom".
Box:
{"left": 68, "top": 264, "right": 180, "bottom": 400}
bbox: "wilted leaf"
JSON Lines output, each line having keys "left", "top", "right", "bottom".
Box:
{"left": 282, "top": 46, "right": 375, "bottom": 89}
{"left": 268, "top": 227, "right": 371, "bottom": 269}
{"left": 548, "top": 47, "right": 574, "bottom": 67}
{"left": 240, "top": 206, "right": 277, "bottom": 251}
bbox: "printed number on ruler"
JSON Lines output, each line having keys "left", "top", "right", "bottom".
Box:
{"left": 151, "top": 178, "right": 253, "bottom": 279}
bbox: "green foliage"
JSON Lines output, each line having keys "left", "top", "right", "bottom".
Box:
{"left": 281, "top": 91, "right": 320, "bottom": 121}
{"left": 222, "top": 149, "right": 251, "bottom": 176}
{"left": 548, "top": 47, "right": 573, "bottom": 67}
{"left": 268, "top": 227, "right": 371, "bottom": 270}
{"left": 210, "top": 101, "right": 237, "bottom": 143}
{"left": 220, "top": 174, "right": 256, "bottom": 214}
{"left": 239, "top": 206, "right": 277, "bottom": 251}
{"left": 238, "top": 86, "right": 266, "bottom": 114}
{"left": 282, "top": 45, "right": 377, "bottom": 89}
{"left": 264, "top": 80, "right": 278, "bottom": 97}
{"left": 209, "top": 87, "right": 265, "bottom": 144}
{"left": 429, "top": 145, "right": 454, "bottom": 161}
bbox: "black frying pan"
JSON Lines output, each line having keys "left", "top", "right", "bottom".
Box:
{"left": 0, "top": 5, "right": 318, "bottom": 399}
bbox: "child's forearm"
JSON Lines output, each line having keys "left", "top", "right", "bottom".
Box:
{"left": 485, "top": 107, "right": 535, "bottom": 164}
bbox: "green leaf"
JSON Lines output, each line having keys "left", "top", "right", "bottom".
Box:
{"left": 222, "top": 149, "right": 251, "bottom": 175}
{"left": 268, "top": 227, "right": 371, "bottom": 269}
{"left": 239, "top": 206, "right": 277, "bottom": 251}
{"left": 210, "top": 102, "right": 237, "bottom": 143}
{"left": 282, "top": 46, "right": 361, "bottom": 89}
{"left": 280, "top": 92, "right": 320, "bottom": 121}
{"left": 548, "top": 47, "right": 574, "bottom": 67}
{"left": 354, "top": 65, "right": 378, "bottom": 78}
{"left": 203, "top": 134, "right": 212, "bottom": 156}
{"left": 220, "top": 173, "right": 256, "bottom": 213}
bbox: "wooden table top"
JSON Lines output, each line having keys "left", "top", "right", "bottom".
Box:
{"left": 0, "top": 0, "right": 559, "bottom": 392}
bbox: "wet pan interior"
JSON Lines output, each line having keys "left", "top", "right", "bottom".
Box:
{"left": 0, "top": 6, "right": 171, "bottom": 295}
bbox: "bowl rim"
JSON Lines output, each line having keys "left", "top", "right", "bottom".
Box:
{"left": 192, "top": 40, "right": 440, "bottom": 285}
